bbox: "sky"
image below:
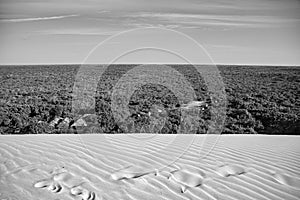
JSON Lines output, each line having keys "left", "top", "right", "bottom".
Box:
{"left": 0, "top": 0, "right": 299, "bottom": 65}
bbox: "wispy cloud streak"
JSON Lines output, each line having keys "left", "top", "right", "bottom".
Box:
{"left": 128, "top": 12, "right": 300, "bottom": 28}
{"left": 0, "top": 14, "right": 79, "bottom": 23}
{"left": 34, "top": 29, "right": 118, "bottom": 36}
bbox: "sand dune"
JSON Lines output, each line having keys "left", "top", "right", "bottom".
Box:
{"left": 0, "top": 134, "right": 299, "bottom": 200}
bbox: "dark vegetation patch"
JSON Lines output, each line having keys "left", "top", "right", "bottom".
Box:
{"left": 0, "top": 65, "right": 299, "bottom": 134}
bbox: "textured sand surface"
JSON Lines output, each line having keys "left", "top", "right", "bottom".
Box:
{"left": 0, "top": 134, "right": 299, "bottom": 200}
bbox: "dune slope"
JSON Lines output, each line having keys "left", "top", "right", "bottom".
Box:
{"left": 0, "top": 134, "right": 299, "bottom": 200}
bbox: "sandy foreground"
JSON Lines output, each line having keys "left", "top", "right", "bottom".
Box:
{"left": 0, "top": 134, "right": 299, "bottom": 200}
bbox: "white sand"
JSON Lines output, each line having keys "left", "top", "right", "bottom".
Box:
{"left": 0, "top": 134, "right": 299, "bottom": 200}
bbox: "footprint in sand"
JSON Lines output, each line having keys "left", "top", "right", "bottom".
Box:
{"left": 48, "top": 182, "right": 63, "bottom": 193}
{"left": 34, "top": 168, "right": 97, "bottom": 200}
{"left": 34, "top": 180, "right": 52, "bottom": 188}
{"left": 110, "top": 166, "right": 158, "bottom": 181}
{"left": 215, "top": 164, "right": 247, "bottom": 177}
{"left": 70, "top": 185, "right": 96, "bottom": 200}
{"left": 111, "top": 165, "right": 208, "bottom": 193}
{"left": 168, "top": 169, "right": 206, "bottom": 193}
{"left": 272, "top": 173, "right": 300, "bottom": 190}
{"left": 34, "top": 180, "right": 62, "bottom": 193}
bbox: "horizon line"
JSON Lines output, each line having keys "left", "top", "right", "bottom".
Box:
{"left": 0, "top": 63, "right": 299, "bottom": 67}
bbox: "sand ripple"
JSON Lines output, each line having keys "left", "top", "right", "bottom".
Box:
{"left": 0, "top": 135, "right": 299, "bottom": 200}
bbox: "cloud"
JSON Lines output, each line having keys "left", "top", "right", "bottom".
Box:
{"left": 0, "top": 14, "right": 79, "bottom": 23}
{"left": 128, "top": 12, "right": 300, "bottom": 29}
{"left": 33, "top": 28, "right": 118, "bottom": 37}
{"left": 128, "top": 23, "right": 180, "bottom": 29}
{"left": 97, "top": 10, "right": 110, "bottom": 14}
